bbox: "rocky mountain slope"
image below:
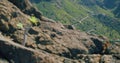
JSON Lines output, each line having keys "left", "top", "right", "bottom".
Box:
{"left": 30, "top": 0, "right": 120, "bottom": 39}
{"left": 0, "top": 0, "right": 120, "bottom": 63}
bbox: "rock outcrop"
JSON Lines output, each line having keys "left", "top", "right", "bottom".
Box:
{"left": 0, "top": 0, "right": 120, "bottom": 63}
{"left": 0, "top": 33, "right": 62, "bottom": 63}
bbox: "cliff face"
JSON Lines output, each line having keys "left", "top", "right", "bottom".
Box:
{"left": 0, "top": 0, "right": 120, "bottom": 63}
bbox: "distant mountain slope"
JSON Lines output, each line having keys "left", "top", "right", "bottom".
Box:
{"left": 0, "top": 0, "right": 120, "bottom": 63}
{"left": 30, "top": 0, "right": 120, "bottom": 39}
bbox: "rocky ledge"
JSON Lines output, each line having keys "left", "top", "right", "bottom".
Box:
{"left": 0, "top": 0, "right": 120, "bottom": 63}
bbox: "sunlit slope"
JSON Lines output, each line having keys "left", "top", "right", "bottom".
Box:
{"left": 31, "top": 0, "right": 120, "bottom": 39}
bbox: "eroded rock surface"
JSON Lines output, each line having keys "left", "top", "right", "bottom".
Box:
{"left": 0, "top": 0, "right": 120, "bottom": 63}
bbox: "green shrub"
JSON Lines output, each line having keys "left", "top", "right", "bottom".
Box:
{"left": 29, "top": 15, "right": 38, "bottom": 25}
{"left": 17, "top": 22, "right": 23, "bottom": 29}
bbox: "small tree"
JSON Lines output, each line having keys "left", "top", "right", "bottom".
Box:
{"left": 22, "top": 26, "right": 31, "bottom": 46}
{"left": 17, "top": 23, "right": 31, "bottom": 46}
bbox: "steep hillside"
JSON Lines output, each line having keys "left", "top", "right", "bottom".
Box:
{"left": 30, "top": 0, "right": 120, "bottom": 39}
{"left": 0, "top": 0, "right": 120, "bottom": 63}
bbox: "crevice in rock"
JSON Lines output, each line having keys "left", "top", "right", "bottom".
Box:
{"left": 68, "top": 48, "right": 87, "bottom": 59}
{"left": 0, "top": 24, "right": 16, "bottom": 36}
{"left": 28, "top": 28, "right": 39, "bottom": 35}
{"left": 52, "top": 28, "right": 63, "bottom": 36}
{"left": 58, "top": 52, "right": 72, "bottom": 59}
{"left": 91, "top": 38, "right": 103, "bottom": 54}
{"left": 35, "top": 36, "right": 53, "bottom": 45}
